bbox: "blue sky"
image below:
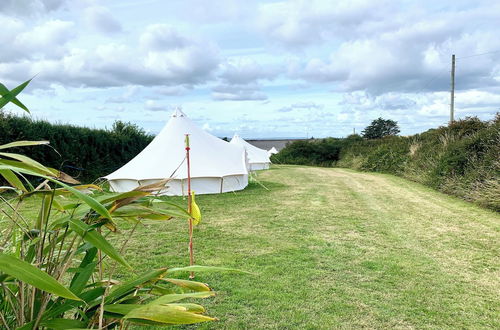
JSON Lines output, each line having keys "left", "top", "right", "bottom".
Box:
{"left": 1, "top": 0, "right": 499, "bottom": 138}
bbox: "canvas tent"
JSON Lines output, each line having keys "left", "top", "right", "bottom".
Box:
{"left": 230, "top": 134, "right": 271, "bottom": 171}
{"left": 105, "top": 109, "right": 248, "bottom": 195}
{"left": 268, "top": 147, "right": 278, "bottom": 156}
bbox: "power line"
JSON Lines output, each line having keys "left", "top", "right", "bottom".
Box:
{"left": 419, "top": 67, "right": 450, "bottom": 92}
{"left": 456, "top": 50, "right": 500, "bottom": 59}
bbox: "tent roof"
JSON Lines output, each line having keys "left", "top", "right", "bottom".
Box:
{"left": 105, "top": 110, "right": 248, "bottom": 181}
{"left": 230, "top": 134, "right": 271, "bottom": 164}
{"left": 268, "top": 147, "right": 278, "bottom": 154}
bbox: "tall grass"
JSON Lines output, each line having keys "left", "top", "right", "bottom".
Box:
{"left": 275, "top": 115, "right": 500, "bottom": 211}
{"left": 340, "top": 116, "right": 499, "bottom": 210}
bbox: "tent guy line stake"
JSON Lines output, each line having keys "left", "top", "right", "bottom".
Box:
{"left": 185, "top": 134, "right": 195, "bottom": 279}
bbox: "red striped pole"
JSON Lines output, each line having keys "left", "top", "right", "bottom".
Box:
{"left": 185, "top": 134, "right": 194, "bottom": 279}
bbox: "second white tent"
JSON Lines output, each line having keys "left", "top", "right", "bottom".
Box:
{"left": 230, "top": 134, "right": 271, "bottom": 171}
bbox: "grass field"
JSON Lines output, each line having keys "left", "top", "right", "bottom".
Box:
{"left": 6, "top": 165, "right": 499, "bottom": 328}
{"left": 117, "top": 165, "right": 499, "bottom": 329}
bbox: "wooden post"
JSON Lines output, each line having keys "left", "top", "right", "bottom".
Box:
{"left": 450, "top": 54, "right": 455, "bottom": 123}
{"left": 185, "top": 134, "right": 195, "bottom": 279}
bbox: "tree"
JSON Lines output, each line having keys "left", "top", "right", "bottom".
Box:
{"left": 362, "top": 118, "right": 400, "bottom": 139}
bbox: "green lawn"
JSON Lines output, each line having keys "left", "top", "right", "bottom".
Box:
{"left": 121, "top": 165, "right": 499, "bottom": 329}
{"left": 6, "top": 165, "right": 499, "bottom": 328}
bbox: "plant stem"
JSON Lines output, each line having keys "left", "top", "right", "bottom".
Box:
{"left": 98, "top": 222, "right": 139, "bottom": 329}
{"left": 0, "top": 311, "right": 11, "bottom": 330}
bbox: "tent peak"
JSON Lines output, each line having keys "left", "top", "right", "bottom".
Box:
{"left": 171, "top": 107, "right": 186, "bottom": 118}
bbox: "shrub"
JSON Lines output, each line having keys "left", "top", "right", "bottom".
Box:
{"left": 276, "top": 115, "right": 499, "bottom": 211}
{"left": 0, "top": 113, "right": 153, "bottom": 182}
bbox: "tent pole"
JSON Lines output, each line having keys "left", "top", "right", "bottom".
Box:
{"left": 185, "top": 134, "right": 195, "bottom": 279}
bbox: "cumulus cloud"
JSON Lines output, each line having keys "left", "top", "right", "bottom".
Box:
{"left": 257, "top": 0, "right": 388, "bottom": 47}
{"left": 0, "top": 25, "right": 220, "bottom": 89}
{"left": 212, "top": 83, "right": 268, "bottom": 101}
{"left": 0, "top": 18, "right": 75, "bottom": 62}
{"left": 1, "top": 0, "right": 498, "bottom": 137}
{"left": 154, "top": 85, "right": 192, "bottom": 96}
{"left": 278, "top": 101, "right": 324, "bottom": 112}
{"left": 340, "top": 92, "right": 416, "bottom": 111}
{"left": 0, "top": 0, "right": 67, "bottom": 16}
{"left": 260, "top": 0, "right": 500, "bottom": 96}
{"left": 84, "top": 6, "right": 122, "bottom": 34}
{"left": 219, "top": 57, "right": 280, "bottom": 84}
{"left": 140, "top": 24, "right": 189, "bottom": 50}
{"left": 144, "top": 100, "right": 169, "bottom": 111}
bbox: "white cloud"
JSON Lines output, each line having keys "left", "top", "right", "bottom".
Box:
{"left": 212, "top": 83, "right": 268, "bottom": 101}
{"left": 144, "top": 100, "right": 168, "bottom": 111}
{"left": 219, "top": 57, "right": 280, "bottom": 84}
{"left": 154, "top": 85, "right": 192, "bottom": 96}
{"left": 278, "top": 101, "right": 324, "bottom": 112}
{"left": 0, "top": 25, "right": 220, "bottom": 88}
{"left": 140, "top": 24, "right": 189, "bottom": 50}
{"left": 0, "top": 17, "right": 75, "bottom": 62}
{"left": 0, "top": 0, "right": 67, "bottom": 16}
{"left": 257, "top": 0, "right": 389, "bottom": 47}
{"left": 84, "top": 6, "right": 122, "bottom": 34}
{"left": 1, "top": 0, "right": 499, "bottom": 138}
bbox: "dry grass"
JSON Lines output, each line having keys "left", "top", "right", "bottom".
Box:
{"left": 13, "top": 165, "right": 497, "bottom": 329}
{"left": 118, "top": 165, "right": 500, "bottom": 329}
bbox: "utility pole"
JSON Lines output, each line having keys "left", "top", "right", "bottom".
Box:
{"left": 450, "top": 54, "right": 455, "bottom": 123}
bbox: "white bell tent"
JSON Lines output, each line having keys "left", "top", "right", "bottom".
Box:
{"left": 230, "top": 134, "right": 271, "bottom": 171}
{"left": 105, "top": 109, "right": 248, "bottom": 195}
{"left": 268, "top": 147, "right": 278, "bottom": 156}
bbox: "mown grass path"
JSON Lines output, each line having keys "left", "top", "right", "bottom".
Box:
{"left": 126, "top": 165, "right": 499, "bottom": 329}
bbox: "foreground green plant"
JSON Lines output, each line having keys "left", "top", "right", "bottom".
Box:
{"left": 0, "top": 80, "right": 221, "bottom": 328}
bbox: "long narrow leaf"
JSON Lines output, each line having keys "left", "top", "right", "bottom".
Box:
{"left": 0, "top": 168, "right": 27, "bottom": 191}
{"left": 0, "top": 164, "right": 112, "bottom": 220}
{"left": 124, "top": 303, "right": 215, "bottom": 325}
{"left": 39, "top": 318, "right": 86, "bottom": 329}
{"left": 166, "top": 265, "right": 252, "bottom": 275}
{"left": 43, "top": 287, "right": 105, "bottom": 319}
{"left": 161, "top": 278, "right": 211, "bottom": 292}
{"left": 70, "top": 248, "right": 98, "bottom": 295}
{"left": 69, "top": 218, "right": 131, "bottom": 269}
{"left": 0, "top": 152, "right": 57, "bottom": 176}
{"left": 148, "top": 291, "right": 215, "bottom": 305}
{"left": 104, "top": 268, "right": 169, "bottom": 305}
{"left": 0, "top": 79, "right": 32, "bottom": 111}
{"left": 0, "top": 83, "right": 30, "bottom": 112}
{"left": 0, "top": 140, "right": 49, "bottom": 150}
{"left": 0, "top": 254, "right": 81, "bottom": 300}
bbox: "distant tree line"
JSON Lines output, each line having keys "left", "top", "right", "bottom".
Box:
{"left": 271, "top": 118, "right": 399, "bottom": 166}
{"left": 0, "top": 113, "right": 153, "bottom": 182}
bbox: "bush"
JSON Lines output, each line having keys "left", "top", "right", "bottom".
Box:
{"left": 0, "top": 113, "right": 153, "bottom": 182}
{"left": 272, "top": 138, "right": 345, "bottom": 166}
{"left": 275, "top": 115, "right": 499, "bottom": 211}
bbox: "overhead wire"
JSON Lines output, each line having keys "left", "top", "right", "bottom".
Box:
{"left": 456, "top": 50, "right": 500, "bottom": 59}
